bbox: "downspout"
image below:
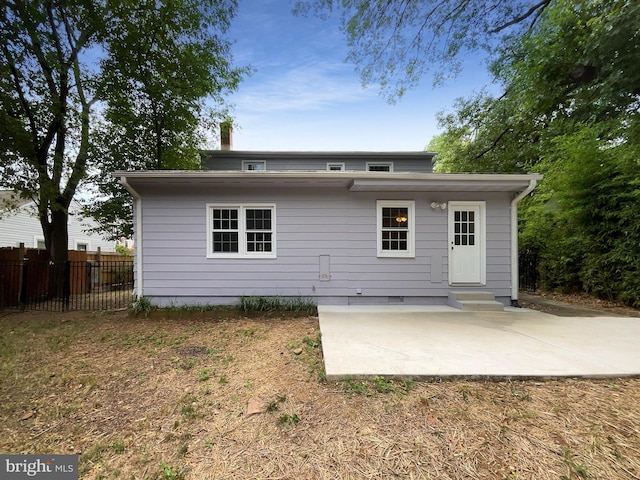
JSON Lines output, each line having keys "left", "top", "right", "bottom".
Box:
{"left": 510, "top": 179, "right": 538, "bottom": 306}
{"left": 119, "top": 176, "right": 144, "bottom": 299}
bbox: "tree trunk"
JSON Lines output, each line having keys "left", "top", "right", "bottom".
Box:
{"left": 47, "top": 208, "right": 70, "bottom": 300}
{"left": 49, "top": 208, "right": 69, "bottom": 263}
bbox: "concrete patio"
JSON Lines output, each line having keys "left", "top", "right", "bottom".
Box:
{"left": 318, "top": 305, "right": 640, "bottom": 381}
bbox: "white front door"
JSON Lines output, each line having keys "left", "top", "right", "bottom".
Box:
{"left": 448, "top": 201, "right": 486, "bottom": 284}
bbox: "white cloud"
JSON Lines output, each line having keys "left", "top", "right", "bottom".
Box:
{"left": 232, "top": 61, "right": 377, "bottom": 113}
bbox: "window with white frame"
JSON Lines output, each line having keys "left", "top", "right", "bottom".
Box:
{"left": 327, "top": 162, "right": 345, "bottom": 171}
{"left": 242, "top": 160, "right": 266, "bottom": 171}
{"left": 207, "top": 204, "right": 276, "bottom": 258}
{"left": 367, "top": 162, "right": 393, "bottom": 172}
{"left": 376, "top": 200, "right": 415, "bottom": 257}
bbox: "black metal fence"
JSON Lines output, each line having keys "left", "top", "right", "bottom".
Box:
{"left": 519, "top": 250, "right": 539, "bottom": 292}
{"left": 0, "top": 259, "right": 134, "bottom": 311}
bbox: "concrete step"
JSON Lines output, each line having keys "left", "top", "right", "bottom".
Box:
{"left": 448, "top": 290, "right": 497, "bottom": 302}
{"left": 448, "top": 291, "right": 504, "bottom": 311}
{"left": 454, "top": 300, "right": 505, "bottom": 312}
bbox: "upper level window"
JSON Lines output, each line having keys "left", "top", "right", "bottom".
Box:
{"left": 207, "top": 204, "right": 276, "bottom": 258}
{"left": 242, "top": 161, "right": 266, "bottom": 171}
{"left": 367, "top": 162, "right": 393, "bottom": 172}
{"left": 76, "top": 242, "right": 88, "bottom": 251}
{"left": 327, "top": 162, "right": 345, "bottom": 171}
{"left": 376, "top": 200, "right": 415, "bottom": 258}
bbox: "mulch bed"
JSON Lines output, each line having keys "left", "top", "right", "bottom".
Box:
{"left": 1, "top": 309, "right": 639, "bottom": 479}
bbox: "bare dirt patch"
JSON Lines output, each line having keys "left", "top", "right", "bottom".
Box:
{"left": 519, "top": 291, "right": 640, "bottom": 317}
{"left": 1, "top": 309, "right": 639, "bottom": 479}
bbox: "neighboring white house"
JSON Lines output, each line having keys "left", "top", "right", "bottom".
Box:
{"left": 0, "top": 190, "right": 116, "bottom": 252}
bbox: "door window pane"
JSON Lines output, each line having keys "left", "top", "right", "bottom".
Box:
{"left": 454, "top": 210, "right": 475, "bottom": 247}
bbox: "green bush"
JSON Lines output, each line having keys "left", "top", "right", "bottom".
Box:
{"left": 236, "top": 296, "right": 317, "bottom": 315}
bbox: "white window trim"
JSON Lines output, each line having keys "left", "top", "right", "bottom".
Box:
{"left": 75, "top": 241, "right": 90, "bottom": 251}
{"left": 34, "top": 236, "right": 45, "bottom": 249}
{"left": 242, "top": 160, "right": 266, "bottom": 171}
{"left": 367, "top": 162, "right": 394, "bottom": 172}
{"left": 206, "top": 203, "right": 276, "bottom": 259}
{"left": 376, "top": 200, "right": 415, "bottom": 258}
{"left": 327, "top": 162, "right": 345, "bottom": 171}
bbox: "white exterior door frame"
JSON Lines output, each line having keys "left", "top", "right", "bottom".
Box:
{"left": 448, "top": 201, "right": 486, "bottom": 285}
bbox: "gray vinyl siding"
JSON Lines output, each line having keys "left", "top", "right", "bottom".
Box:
{"left": 202, "top": 152, "right": 434, "bottom": 173}
{"left": 138, "top": 184, "right": 513, "bottom": 305}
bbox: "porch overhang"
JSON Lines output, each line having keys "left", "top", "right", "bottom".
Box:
{"left": 348, "top": 174, "right": 542, "bottom": 192}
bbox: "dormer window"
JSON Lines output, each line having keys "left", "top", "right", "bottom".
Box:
{"left": 367, "top": 162, "right": 393, "bottom": 172}
{"left": 243, "top": 161, "right": 266, "bottom": 171}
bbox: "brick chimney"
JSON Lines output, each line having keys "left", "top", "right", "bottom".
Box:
{"left": 220, "top": 120, "right": 233, "bottom": 150}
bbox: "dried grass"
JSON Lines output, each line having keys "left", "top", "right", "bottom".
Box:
{"left": 1, "top": 310, "right": 639, "bottom": 479}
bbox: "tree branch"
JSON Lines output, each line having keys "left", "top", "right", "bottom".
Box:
{"left": 474, "top": 125, "right": 511, "bottom": 159}
{"left": 1, "top": 43, "right": 38, "bottom": 151}
{"left": 488, "top": 0, "right": 551, "bottom": 35}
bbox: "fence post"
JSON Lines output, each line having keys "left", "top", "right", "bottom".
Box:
{"left": 18, "top": 243, "right": 26, "bottom": 309}
{"left": 63, "top": 260, "right": 71, "bottom": 310}
{"left": 20, "top": 260, "right": 29, "bottom": 310}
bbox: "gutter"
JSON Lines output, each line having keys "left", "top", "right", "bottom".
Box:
{"left": 510, "top": 178, "right": 539, "bottom": 305}
{"left": 119, "top": 176, "right": 144, "bottom": 299}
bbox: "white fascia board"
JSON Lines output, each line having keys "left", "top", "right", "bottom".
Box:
{"left": 113, "top": 170, "right": 542, "bottom": 186}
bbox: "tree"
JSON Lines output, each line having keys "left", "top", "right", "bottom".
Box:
{"left": 0, "top": 0, "right": 244, "bottom": 262}
{"left": 429, "top": 0, "right": 640, "bottom": 305}
{"left": 435, "top": 0, "right": 640, "bottom": 167}
{"left": 83, "top": 2, "right": 246, "bottom": 238}
{"left": 295, "top": 0, "right": 552, "bottom": 100}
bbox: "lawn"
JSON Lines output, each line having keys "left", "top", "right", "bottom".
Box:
{"left": 1, "top": 309, "right": 639, "bottom": 479}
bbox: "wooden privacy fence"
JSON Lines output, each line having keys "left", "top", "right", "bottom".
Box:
{"left": 0, "top": 246, "right": 134, "bottom": 311}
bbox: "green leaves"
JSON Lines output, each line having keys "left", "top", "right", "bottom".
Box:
{"left": 2, "top": 0, "right": 249, "bottom": 249}
{"left": 429, "top": 0, "right": 640, "bottom": 305}
{"left": 296, "top": 0, "right": 553, "bottom": 100}
{"left": 82, "top": 0, "right": 249, "bottom": 238}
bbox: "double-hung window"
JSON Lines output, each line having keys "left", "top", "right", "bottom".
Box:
{"left": 242, "top": 161, "right": 266, "bottom": 171}
{"left": 207, "top": 204, "right": 276, "bottom": 258}
{"left": 367, "top": 162, "right": 393, "bottom": 172}
{"left": 376, "top": 200, "right": 415, "bottom": 257}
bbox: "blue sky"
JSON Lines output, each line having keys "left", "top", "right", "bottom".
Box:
{"left": 225, "top": 0, "right": 496, "bottom": 151}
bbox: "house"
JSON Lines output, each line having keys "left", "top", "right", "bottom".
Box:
{"left": 0, "top": 190, "right": 116, "bottom": 252}
{"left": 115, "top": 151, "right": 541, "bottom": 308}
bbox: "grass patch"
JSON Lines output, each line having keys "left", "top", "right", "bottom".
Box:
{"left": 341, "top": 376, "right": 415, "bottom": 398}
{"left": 237, "top": 295, "right": 317, "bottom": 315}
{"left": 342, "top": 378, "right": 370, "bottom": 398}
{"left": 277, "top": 412, "right": 300, "bottom": 427}
{"left": 266, "top": 394, "right": 287, "bottom": 412}
{"left": 159, "top": 462, "right": 186, "bottom": 480}
{"left": 131, "top": 296, "right": 154, "bottom": 315}
{"left": 130, "top": 296, "right": 317, "bottom": 318}
{"left": 197, "top": 368, "right": 213, "bottom": 382}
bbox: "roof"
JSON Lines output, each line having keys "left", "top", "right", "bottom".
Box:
{"left": 201, "top": 151, "right": 437, "bottom": 162}
{"left": 0, "top": 190, "right": 32, "bottom": 211}
{"left": 114, "top": 170, "right": 543, "bottom": 193}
